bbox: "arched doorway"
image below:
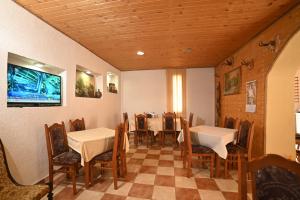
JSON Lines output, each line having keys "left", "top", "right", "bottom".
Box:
{"left": 266, "top": 30, "right": 300, "bottom": 160}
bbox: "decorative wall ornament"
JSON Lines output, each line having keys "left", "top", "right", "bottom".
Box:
{"left": 223, "top": 56, "right": 234, "bottom": 66}
{"left": 258, "top": 35, "right": 280, "bottom": 53}
{"left": 241, "top": 58, "right": 254, "bottom": 70}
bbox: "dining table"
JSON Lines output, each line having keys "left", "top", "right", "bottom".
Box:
{"left": 177, "top": 125, "right": 237, "bottom": 177}
{"left": 67, "top": 127, "right": 129, "bottom": 187}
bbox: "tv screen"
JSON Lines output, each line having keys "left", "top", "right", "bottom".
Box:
{"left": 7, "top": 64, "right": 62, "bottom": 107}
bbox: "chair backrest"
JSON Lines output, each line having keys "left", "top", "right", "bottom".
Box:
{"left": 0, "top": 139, "right": 16, "bottom": 186}
{"left": 69, "top": 118, "right": 85, "bottom": 132}
{"left": 162, "top": 112, "right": 176, "bottom": 131}
{"left": 181, "top": 117, "right": 192, "bottom": 159}
{"left": 123, "top": 112, "right": 129, "bottom": 132}
{"left": 112, "top": 123, "right": 125, "bottom": 161}
{"left": 134, "top": 114, "right": 148, "bottom": 131}
{"left": 44, "top": 122, "right": 69, "bottom": 159}
{"left": 239, "top": 154, "right": 300, "bottom": 200}
{"left": 223, "top": 116, "right": 237, "bottom": 129}
{"left": 236, "top": 120, "right": 254, "bottom": 153}
{"left": 188, "top": 112, "right": 194, "bottom": 127}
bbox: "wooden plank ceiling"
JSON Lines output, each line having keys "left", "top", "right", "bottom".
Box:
{"left": 15, "top": 0, "right": 299, "bottom": 71}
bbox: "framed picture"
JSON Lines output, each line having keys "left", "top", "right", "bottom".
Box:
{"left": 224, "top": 67, "right": 241, "bottom": 95}
{"left": 246, "top": 80, "right": 256, "bottom": 113}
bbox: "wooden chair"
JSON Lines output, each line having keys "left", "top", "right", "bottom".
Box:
{"left": 239, "top": 153, "right": 300, "bottom": 200}
{"left": 223, "top": 116, "right": 238, "bottom": 129}
{"left": 188, "top": 112, "right": 194, "bottom": 128}
{"left": 0, "top": 139, "right": 52, "bottom": 200}
{"left": 180, "top": 113, "right": 193, "bottom": 158}
{"left": 134, "top": 114, "right": 152, "bottom": 147}
{"left": 44, "top": 122, "right": 81, "bottom": 194}
{"left": 162, "top": 112, "right": 177, "bottom": 146}
{"left": 69, "top": 118, "right": 85, "bottom": 132}
{"left": 224, "top": 120, "right": 254, "bottom": 178}
{"left": 90, "top": 123, "right": 126, "bottom": 189}
{"left": 181, "top": 117, "right": 215, "bottom": 178}
{"left": 123, "top": 112, "right": 131, "bottom": 140}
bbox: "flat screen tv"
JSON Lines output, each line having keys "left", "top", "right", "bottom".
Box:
{"left": 7, "top": 63, "right": 62, "bottom": 107}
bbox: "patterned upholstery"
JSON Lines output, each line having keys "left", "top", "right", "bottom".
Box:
{"left": 53, "top": 151, "right": 81, "bottom": 165}
{"left": 165, "top": 116, "right": 175, "bottom": 130}
{"left": 71, "top": 119, "right": 85, "bottom": 131}
{"left": 0, "top": 139, "right": 49, "bottom": 200}
{"left": 192, "top": 145, "right": 214, "bottom": 154}
{"left": 224, "top": 118, "right": 235, "bottom": 129}
{"left": 49, "top": 126, "right": 68, "bottom": 157}
{"left": 254, "top": 166, "right": 300, "bottom": 200}
{"left": 137, "top": 116, "right": 145, "bottom": 130}
{"left": 0, "top": 185, "right": 49, "bottom": 200}
{"left": 237, "top": 120, "right": 252, "bottom": 149}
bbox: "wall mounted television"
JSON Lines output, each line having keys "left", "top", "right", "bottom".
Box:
{"left": 7, "top": 63, "right": 62, "bottom": 107}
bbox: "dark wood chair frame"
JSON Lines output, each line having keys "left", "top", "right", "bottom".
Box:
{"left": 238, "top": 153, "right": 300, "bottom": 200}
{"left": 90, "top": 122, "right": 126, "bottom": 189}
{"left": 224, "top": 120, "right": 254, "bottom": 178}
{"left": 181, "top": 117, "right": 215, "bottom": 178}
{"left": 69, "top": 118, "right": 86, "bottom": 132}
{"left": 0, "top": 139, "right": 53, "bottom": 199}
{"left": 223, "top": 116, "right": 238, "bottom": 129}
{"left": 188, "top": 112, "right": 194, "bottom": 128}
{"left": 162, "top": 112, "right": 177, "bottom": 146}
{"left": 44, "top": 122, "right": 80, "bottom": 194}
{"left": 134, "top": 114, "right": 152, "bottom": 147}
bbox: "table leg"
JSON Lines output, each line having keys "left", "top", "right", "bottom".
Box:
{"left": 84, "top": 161, "right": 90, "bottom": 188}
{"left": 216, "top": 155, "right": 221, "bottom": 178}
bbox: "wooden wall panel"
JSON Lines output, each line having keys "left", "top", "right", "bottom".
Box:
{"left": 15, "top": 0, "right": 298, "bottom": 70}
{"left": 215, "top": 4, "right": 300, "bottom": 158}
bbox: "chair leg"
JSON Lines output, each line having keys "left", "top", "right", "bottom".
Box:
{"left": 71, "top": 166, "right": 77, "bottom": 194}
{"left": 210, "top": 154, "right": 215, "bottom": 178}
{"left": 47, "top": 182, "right": 53, "bottom": 200}
{"left": 112, "top": 164, "right": 118, "bottom": 190}
{"left": 187, "top": 156, "right": 192, "bottom": 178}
{"left": 224, "top": 157, "right": 229, "bottom": 178}
{"left": 48, "top": 165, "right": 54, "bottom": 188}
{"left": 134, "top": 131, "right": 138, "bottom": 146}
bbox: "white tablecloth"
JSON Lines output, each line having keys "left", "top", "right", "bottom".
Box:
{"left": 177, "top": 125, "right": 237, "bottom": 159}
{"left": 130, "top": 117, "right": 181, "bottom": 136}
{"left": 67, "top": 127, "right": 129, "bottom": 165}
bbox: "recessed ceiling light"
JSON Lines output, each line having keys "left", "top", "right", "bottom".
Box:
{"left": 137, "top": 51, "right": 144, "bottom": 56}
{"left": 86, "top": 71, "right": 91, "bottom": 74}
{"left": 34, "top": 63, "right": 44, "bottom": 68}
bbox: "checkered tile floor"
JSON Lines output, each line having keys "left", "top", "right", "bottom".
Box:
{"left": 44, "top": 134, "right": 251, "bottom": 200}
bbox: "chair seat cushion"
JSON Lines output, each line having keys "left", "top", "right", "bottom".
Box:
{"left": 192, "top": 145, "right": 214, "bottom": 154}
{"left": 53, "top": 151, "right": 81, "bottom": 165}
{"left": 226, "top": 144, "right": 246, "bottom": 154}
{"left": 93, "top": 150, "right": 113, "bottom": 162}
{"left": 0, "top": 184, "right": 48, "bottom": 200}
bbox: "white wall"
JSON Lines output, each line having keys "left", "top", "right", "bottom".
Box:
{"left": 121, "top": 68, "right": 215, "bottom": 125}
{"left": 0, "top": 1, "right": 121, "bottom": 184}
{"left": 187, "top": 68, "right": 215, "bottom": 126}
{"left": 121, "top": 70, "right": 167, "bottom": 118}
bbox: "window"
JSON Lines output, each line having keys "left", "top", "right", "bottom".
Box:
{"left": 172, "top": 74, "right": 183, "bottom": 113}
{"left": 166, "top": 69, "right": 186, "bottom": 116}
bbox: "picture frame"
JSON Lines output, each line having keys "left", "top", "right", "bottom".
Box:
{"left": 224, "top": 67, "right": 241, "bottom": 95}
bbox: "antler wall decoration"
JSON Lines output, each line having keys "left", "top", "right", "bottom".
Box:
{"left": 223, "top": 56, "right": 234, "bottom": 66}
{"left": 258, "top": 35, "right": 280, "bottom": 53}
{"left": 241, "top": 58, "right": 254, "bottom": 70}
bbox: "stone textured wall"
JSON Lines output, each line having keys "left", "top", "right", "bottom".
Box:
{"left": 215, "top": 4, "right": 300, "bottom": 157}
